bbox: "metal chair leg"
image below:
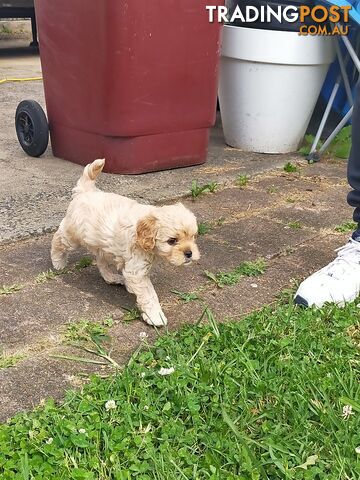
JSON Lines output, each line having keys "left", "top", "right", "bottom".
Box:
{"left": 317, "top": 107, "right": 353, "bottom": 156}
{"left": 29, "top": 11, "right": 38, "bottom": 48}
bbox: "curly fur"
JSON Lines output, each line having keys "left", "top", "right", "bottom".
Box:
{"left": 51, "top": 159, "right": 200, "bottom": 326}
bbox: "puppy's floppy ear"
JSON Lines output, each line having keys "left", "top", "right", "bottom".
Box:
{"left": 136, "top": 215, "right": 158, "bottom": 252}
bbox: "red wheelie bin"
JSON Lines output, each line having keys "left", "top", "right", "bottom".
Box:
{"left": 32, "top": 0, "right": 223, "bottom": 174}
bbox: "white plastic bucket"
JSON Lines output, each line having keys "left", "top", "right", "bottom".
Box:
{"left": 218, "top": 26, "right": 335, "bottom": 153}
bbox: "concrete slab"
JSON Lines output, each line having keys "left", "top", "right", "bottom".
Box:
{"left": 0, "top": 346, "right": 116, "bottom": 422}
{"left": 0, "top": 276, "right": 127, "bottom": 351}
{"left": 0, "top": 236, "right": 53, "bottom": 285}
{"left": 300, "top": 160, "right": 348, "bottom": 185}
{"left": 0, "top": 318, "right": 161, "bottom": 422}
{"left": 0, "top": 235, "right": 89, "bottom": 285}
{"left": 268, "top": 186, "right": 353, "bottom": 231}
{"left": 251, "top": 172, "right": 327, "bottom": 196}
{"left": 182, "top": 186, "right": 280, "bottom": 223}
{"left": 211, "top": 216, "right": 316, "bottom": 260}
{"left": 168, "top": 232, "right": 348, "bottom": 328}
{"left": 152, "top": 237, "right": 244, "bottom": 295}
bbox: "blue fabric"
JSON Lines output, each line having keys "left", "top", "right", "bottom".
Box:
{"left": 318, "top": 0, "right": 360, "bottom": 117}
{"left": 346, "top": 78, "right": 360, "bottom": 223}
{"left": 321, "top": 30, "right": 359, "bottom": 119}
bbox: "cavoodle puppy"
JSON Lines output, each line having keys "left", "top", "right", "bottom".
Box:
{"left": 51, "top": 159, "right": 200, "bottom": 326}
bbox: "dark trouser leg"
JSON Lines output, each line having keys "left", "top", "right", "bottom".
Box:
{"left": 347, "top": 82, "right": 360, "bottom": 227}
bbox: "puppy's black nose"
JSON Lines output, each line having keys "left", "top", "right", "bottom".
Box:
{"left": 184, "top": 250, "right": 192, "bottom": 259}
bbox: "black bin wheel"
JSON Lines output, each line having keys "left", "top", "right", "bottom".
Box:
{"left": 15, "top": 100, "right": 49, "bottom": 157}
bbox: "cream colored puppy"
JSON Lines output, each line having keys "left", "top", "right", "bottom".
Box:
{"left": 51, "top": 159, "right": 200, "bottom": 327}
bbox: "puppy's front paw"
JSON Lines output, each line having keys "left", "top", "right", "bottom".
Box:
{"left": 142, "top": 308, "right": 168, "bottom": 327}
{"left": 51, "top": 256, "right": 67, "bottom": 271}
{"left": 103, "top": 273, "right": 125, "bottom": 285}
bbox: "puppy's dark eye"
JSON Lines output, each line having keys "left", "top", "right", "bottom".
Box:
{"left": 167, "top": 238, "right": 177, "bottom": 245}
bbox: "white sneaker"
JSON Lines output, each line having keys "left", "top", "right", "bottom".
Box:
{"left": 294, "top": 238, "right": 360, "bottom": 308}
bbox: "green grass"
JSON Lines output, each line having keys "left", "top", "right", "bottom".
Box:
{"left": 328, "top": 126, "right": 352, "bottom": 159}
{"left": 298, "top": 134, "right": 322, "bottom": 157}
{"left": 236, "top": 175, "right": 250, "bottom": 187}
{"left": 54, "top": 318, "right": 119, "bottom": 368}
{"left": 1, "top": 25, "right": 12, "bottom": 34}
{"left": 1, "top": 301, "right": 360, "bottom": 479}
{"left": 75, "top": 257, "right": 93, "bottom": 270}
{"left": 122, "top": 307, "right": 142, "bottom": 323}
{"left": 267, "top": 186, "right": 279, "bottom": 194}
{"left": 205, "top": 258, "right": 267, "bottom": 288}
{"left": 198, "top": 218, "right": 225, "bottom": 236}
{"left": 64, "top": 318, "right": 113, "bottom": 344}
{"left": 335, "top": 221, "right": 357, "bottom": 233}
{"left": 190, "top": 180, "right": 218, "bottom": 199}
{"left": 276, "top": 282, "right": 300, "bottom": 304}
{"left": 35, "top": 257, "right": 92, "bottom": 284}
{"left": 0, "top": 353, "right": 24, "bottom": 370}
{"left": 35, "top": 269, "right": 63, "bottom": 284}
{"left": 198, "top": 221, "right": 212, "bottom": 236}
{"left": 299, "top": 128, "right": 352, "bottom": 160}
{"left": 171, "top": 289, "right": 200, "bottom": 303}
{"left": 287, "top": 221, "right": 302, "bottom": 230}
{"left": 284, "top": 162, "right": 299, "bottom": 173}
{"left": 0, "top": 284, "right": 24, "bottom": 295}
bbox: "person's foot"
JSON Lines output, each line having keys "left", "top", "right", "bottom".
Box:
{"left": 294, "top": 237, "right": 360, "bottom": 308}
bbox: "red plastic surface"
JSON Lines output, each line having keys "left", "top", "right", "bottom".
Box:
{"left": 50, "top": 123, "right": 209, "bottom": 174}
{"left": 35, "top": 0, "right": 223, "bottom": 174}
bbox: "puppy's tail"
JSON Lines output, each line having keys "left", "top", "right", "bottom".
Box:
{"left": 72, "top": 159, "right": 105, "bottom": 196}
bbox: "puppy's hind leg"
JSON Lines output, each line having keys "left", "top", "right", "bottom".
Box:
{"left": 51, "top": 227, "right": 71, "bottom": 270}
{"left": 96, "top": 254, "right": 124, "bottom": 285}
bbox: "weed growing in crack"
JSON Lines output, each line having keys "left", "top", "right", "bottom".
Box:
{"left": 236, "top": 175, "right": 250, "bottom": 187}
{"left": 52, "top": 318, "right": 119, "bottom": 368}
{"left": 198, "top": 222, "right": 212, "bottom": 236}
{"left": 335, "top": 221, "right": 357, "bottom": 233}
{"left": 190, "top": 180, "right": 218, "bottom": 199}
{"left": 205, "top": 258, "right": 267, "bottom": 288}
{"left": 122, "top": 307, "right": 142, "bottom": 323}
{"left": 64, "top": 318, "right": 112, "bottom": 344}
{"left": 286, "top": 221, "right": 302, "bottom": 230}
{"left": 35, "top": 257, "right": 92, "bottom": 284}
{"left": 35, "top": 269, "right": 64, "bottom": 284}
{"left": 0, "top": 353, "right": 24, "bottom": 369}
{"left": 0, "top": 284, "right": 24, "bottom": 295}
{"left": 267, "top": 185, "right": 279, "bottom": 194}
{"left": 74, "top": 257, "right": 93, "bottom": 270}
{"left": 284, "top": 162, "right": 299, "bottom": 173}
{"left": 198, "top": 218, "right": 226, "bottom": 236}
{"left": 171, "top": 289, "right": 200, "bottom": 303}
